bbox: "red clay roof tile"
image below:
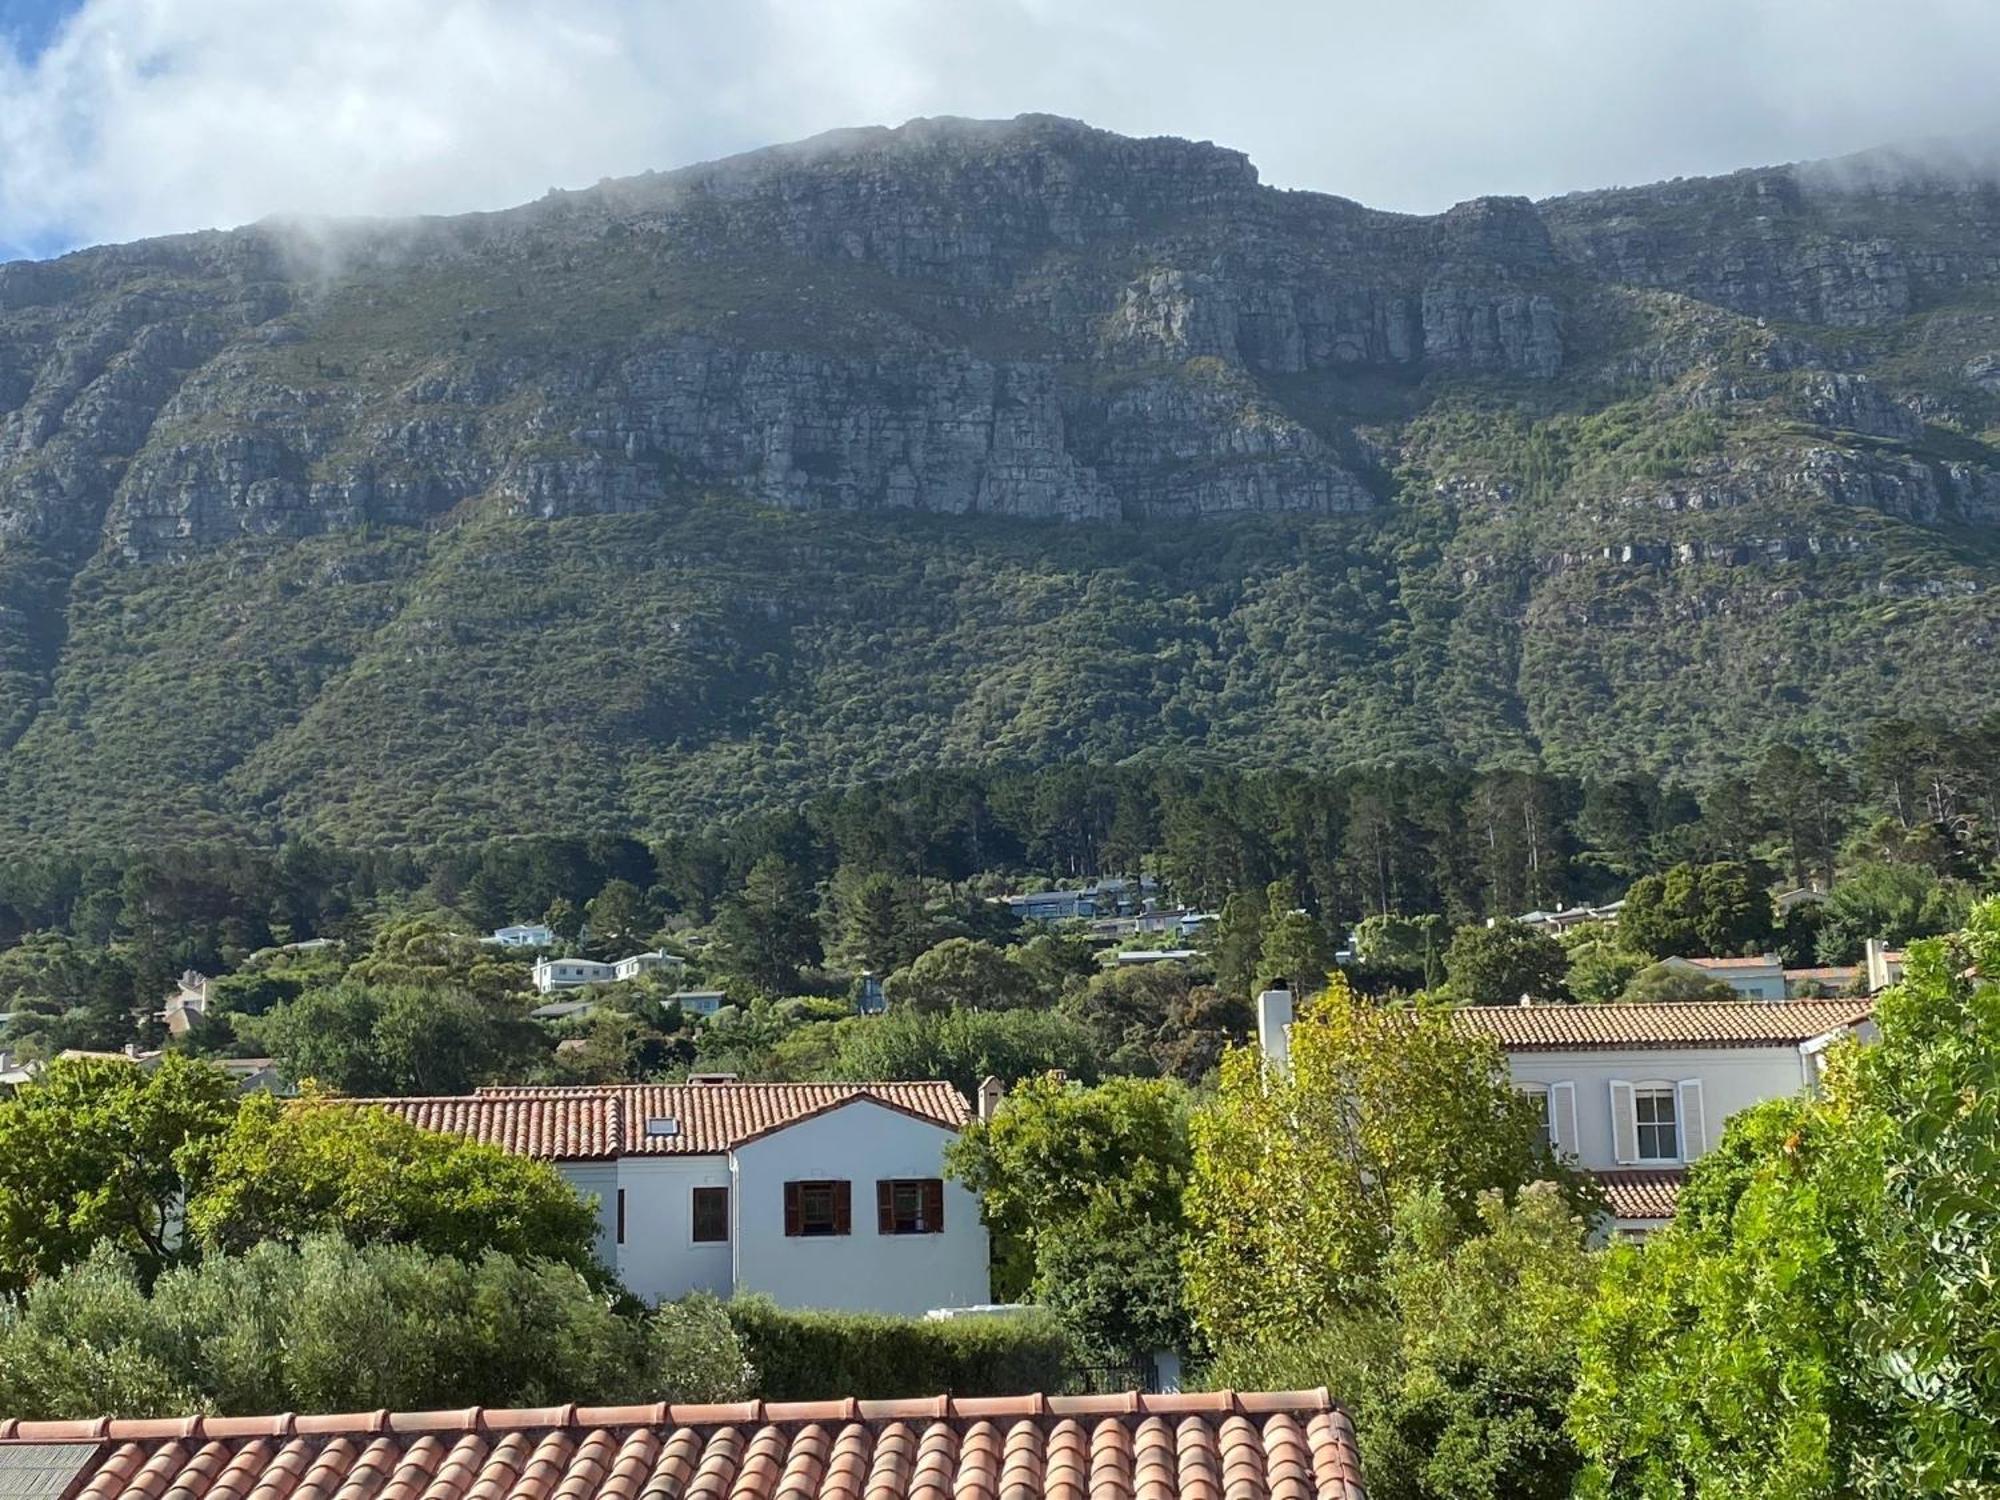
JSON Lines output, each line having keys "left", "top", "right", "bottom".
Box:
{"left": 360, "top": 1082, "right": 969, "bottom": 1161}
{"left": 0, "top": 1398, "right": 1363, "bottom": 1500}
{"left": 1445, "top": 997, "right": 1873, "bottom": 1051}
{"left": 1595, "top": 1169, "right": 1684, "bottom": 1221}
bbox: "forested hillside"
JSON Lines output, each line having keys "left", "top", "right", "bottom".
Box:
{"left": 2, "top": 116, "right": 1999, "bottom": 847}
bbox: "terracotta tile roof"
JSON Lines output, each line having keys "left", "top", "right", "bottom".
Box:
{"left": 1683, "top": 954, "right": 1780, "bottom": 970}
{"left": 1447, "top": 997, "right": 1873, "bottom": 1051}
{"left": 1596, "top": 1169, "right": 1683, "bottom": 1222}
{"left": 1783, "top": 966, "right": 1859, "bottom": 983}
{"left": 0, "top": 1392, "right": 1366, "bottom": 1500}
{"left": 366, "top": 1081, "right": 972, "bottom": 1161}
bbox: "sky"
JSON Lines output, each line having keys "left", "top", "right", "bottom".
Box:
{"left": 3, "top": 0, "right": 1999, "bottom": 261}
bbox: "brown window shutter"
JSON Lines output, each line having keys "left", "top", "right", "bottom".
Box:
{"left": 877, "top": 1180, "right": 894, "bottom": 1235}
{"left": 923, "top": 1179, "right": 943, "bottom": 1233}
{"left": 833, "top": 1180, "right": 852, "bottom": 1235}
{"left": 783, "top": 1181, "right": 802, "bottom": 1237}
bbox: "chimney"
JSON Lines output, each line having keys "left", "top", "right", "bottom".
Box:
{"left": 976, "top": 1075, "right": 1004, "bottom": 1123}
{"left": 1256, "top": 987, "right": 1294, "bottom": 1071}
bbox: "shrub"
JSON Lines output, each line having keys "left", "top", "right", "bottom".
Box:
{"left": 727, "top": 1298, "right": 1071, "bottom": 1400}
{"left": 0, "top": 1234, "right": 752, "bottom": 1419}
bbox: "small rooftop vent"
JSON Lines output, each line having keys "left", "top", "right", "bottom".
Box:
{"left": 688, "top": 1072, "right": 739, "bottom": 1086}
{"left": 645, "top": 1117, "right": 680, "bottom": 1137}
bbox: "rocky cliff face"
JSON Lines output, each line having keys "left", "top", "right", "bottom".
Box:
{"left": 2, "top": 118, "right": 2000, "bottom": 844}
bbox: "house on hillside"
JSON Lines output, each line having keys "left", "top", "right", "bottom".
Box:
{"left": 669, "top": 988, "right": 728, "bottom": 1018}
{"left": 612, "top": 950, "right": 684, "bottom": 983}
{"left": 370, "top": 1079, "right": 992, "bottom": 1314}
{"left": 532, "top": 957, "right": 618, "bottom": 992}
{"left": 158, "top": 970, "right": 212, "bottom": 1036}
{"left": 1664, "top": 953, "right": 1788, "bottom": 1000}
{"left": 1446, "top": 996, "right": 1876, "bottom": 1234}
{"left": 486, "top": 923, "right": 556, "bottom": 948}
{"left": 1864, "top": 938, "right": 1907, "bottom": 993}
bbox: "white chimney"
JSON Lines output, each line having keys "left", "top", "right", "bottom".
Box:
{"left": 1256, "top": 987, "right": 1294, "bottom": 1071}
{"left": 977, "top": 1075, "right": 1005, "bottom": 1123}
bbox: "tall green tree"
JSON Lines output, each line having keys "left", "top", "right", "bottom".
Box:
{"left": 882, "top": 938, "right": 1034, "bottom": 1014}
{"left": 0, "top": 1056, "right": 239, "bottom": 1292}
{"left": 1443, "top": 922, "right": 1570, "bottom": 1005}
{"left": 1183, "top": 978, "right": 1597, "bottom": 1348}
{"left": 947, "top": 1075, "right": 1193, "bottom": 1361}
{"left": 1617, "top": 861, "right": 1773, "bottom": 959}
{"left": 712, "top": 855, "right": 822, "bottom": 994}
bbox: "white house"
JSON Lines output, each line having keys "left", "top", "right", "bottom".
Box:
{"left": 1667, "top": 953, "right": 1788, "bottom": 1001}
{"left": 1447, "top": 997, "right": 1877, "bottom": 1233}
{"left": 532, "top": 957, "right": 617, "bottom": 993}
{"left": 613, "top": 950, "right": 684, "bottom": 983}
{"left": 488, "top": 924, "right": 556, "bottom": 948}
{"left": 374, "top": 1080, "right": 990, "bottom": 1314}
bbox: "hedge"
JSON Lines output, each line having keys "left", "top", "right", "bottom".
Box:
{"left": 729, "top": 1298, "right": 1072, "bottom": 1399}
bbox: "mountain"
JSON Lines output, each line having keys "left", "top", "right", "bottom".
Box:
{"left": 2, "top": 115, "right": 1998, "bottom": 849}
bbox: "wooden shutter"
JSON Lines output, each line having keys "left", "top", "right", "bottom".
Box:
{"left": 783, "top": 1181, "right": 803, "bottom": 1237}
{"left": 877, "top": 1180, "right": 895, "bottom": 1234}
{"left": 833, "top": 1181, "right": 852, "bottom": 1235}
{"left": 1609, "top": 1080, "right": 1638, "bottom": 1165}
{"left": 922, "top": 1179, "right": 944, "bottom": 1234}
{"left": 1677, "top": 1080, "right": 1707, "bottom": 1160}
{"left": 1550, "top": 1081, "right": 1578, "bottom": 1157}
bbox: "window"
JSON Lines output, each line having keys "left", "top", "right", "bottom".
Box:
{"left": 1524, "top": 1088, "right": 1552, "bottom": 1153}
{"left": 877, "top": 1178, "right": 945, "bottom": 1235}
{"left": 691, "top": 1186, "right": 729, "bottom": 1243}
{"left": 616, "top": 1188, "right": 626, "bottom": 1245}
{"left": 1634, "top": 1085, "right": 1678, "bottom": 1161}
{"left": 783, "top": 1180, "right": 851, "bottom": 1237}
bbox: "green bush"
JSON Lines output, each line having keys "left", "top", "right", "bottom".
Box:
{"left": 0, "top": 1235, "right": 752, "bottom": 1418}
{"left": 728, "top": 1297, "right": 1072, "bottom": 1399}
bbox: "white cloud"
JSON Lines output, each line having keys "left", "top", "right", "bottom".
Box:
{"left": 2, "top": 0, "right": 1998, "bottom": 256}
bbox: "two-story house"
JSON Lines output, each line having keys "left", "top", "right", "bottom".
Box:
{"left": 1447, "top": 997, "right": 1877, "bottom": 1233}
{"left": 487, "top": 923, "right": 556, "bottom": 948}
{"left": 372, "top": 1079, "right": 990, "bottom": 1314}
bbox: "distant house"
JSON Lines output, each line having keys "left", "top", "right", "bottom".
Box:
{"left": 530, "top": 998, "right": 600, "bottom": 1023}
{"left": 1003, "top": 876, "right": 1156, "bottom": 923}
{"left": 1114, "top": 948, "right": 1200, "bottom": 966}
{"left": 1668, "top": 953, "right": 1788, "bottom": 1001}
{"left": 1784, "top": 964, "right": 1860, "bottom": 997}
{"left": 855, "top": 973, "right": 887, "bottom": 1015}
{"left": 158, "top": 970, "right": 212, "bottom": 1036}
{"left": 612, "top": 950, "right": 684, "bottom": 983}
{"left": 669, "top": 988, "right": 728, "bottom": 1018}
{"left": 4, "top": 1047, "right": 290, "bottom": 1095}
{"left": 1510, "top": 900, "right": 1624, "bottom": 936}
{"left": 1864, "top": 938, "right": 1907, "bottom": 993}
{"left": 531, "top": 958, "right": 617, "bottom": 993}
{"left": 487, "top": 923, "right": 556, "bottom": 948}
{"left": 373, "top": 1079, "right": 990, "bottom": 1313}
{"left": 1447, "top": 996, "right": 1876, "bottom": 1234}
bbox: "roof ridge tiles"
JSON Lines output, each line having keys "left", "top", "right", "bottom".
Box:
{"left": 0, "top": 1393, "right": 1347, "bottom": 1447}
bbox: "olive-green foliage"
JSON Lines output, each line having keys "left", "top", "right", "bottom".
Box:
{"left": 1572, "top": 900, "right": 2000, "bottom": 1496}
{"left": 1617, "top": 861, "right": 1775, "bottom": 959}
{"left": 245, "top": 982, "right": 539, "bottom": 1094}
{"left": 725, "top": 1297, "right": 1071, "bottom": 1400}
{"left": 187, "top": 1095, "right": 603, "bottom": 1275}
{"left": 1183, "top": 979, "right": 1600, "bottom": 1348}
{"left": 1559, "top": 934, "right": 1646, "bottom": 1005}
{"left": 947, "top": 1076, "right": 1194, "bottom": 1361}
{"left": 1211, "top": 1184, "right": 1599, "bottom": 1500}
{"left": 813, "top": 1006, "right": 1100, "bottom": 1099}
{"left": 1812, "top": 860, "right": 1971, "bottom": 964}
{"left": 0, "top": 1055, "right": 239, "bottom": 1292}
{"left": 0, "top": 1235, "right": 750, "bottom": 1418}
{"left": 883, "top": 938, "right": 1035, "bottom": 1014}
{"left": 1615, "top": 961, "right": 1738, "bottom": 1004}
{"left": 1443, "top": 922, "right": 1570, "bottom": 1006}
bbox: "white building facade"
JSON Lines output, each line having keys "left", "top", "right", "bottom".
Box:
{"left": 1449, "top": 998, "right": 1876, "bottom": 1232}
{"left": 378, "top": 1081, "right": 989, "bottom": 1314}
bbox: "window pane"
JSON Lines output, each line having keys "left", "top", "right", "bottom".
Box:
{"left": 692, "top": 1186, "right": 728, "bottom": 1243}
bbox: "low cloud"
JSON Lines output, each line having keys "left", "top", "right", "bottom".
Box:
{"left": 3, "top": 0, "right": 1998, "bottom": 258}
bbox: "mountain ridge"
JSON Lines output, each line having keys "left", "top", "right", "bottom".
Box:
{"left": 0, "top": 116, "right": 1998, "bottom": 848}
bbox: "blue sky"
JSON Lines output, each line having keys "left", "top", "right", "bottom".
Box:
{"left": 3, "top": 0, "right": 1998, "bottom": 263}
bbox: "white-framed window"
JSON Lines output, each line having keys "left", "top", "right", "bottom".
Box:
{"left": 1634, "top": 1084, "right": 1678, "bottom": 1161}
{"left": 1522, "top": 1086, "right": 1552, "bottom": 1153}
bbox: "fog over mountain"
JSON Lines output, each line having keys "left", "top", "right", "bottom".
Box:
{"left": 5, "top": 0, "right": 2000, "bottom": 258}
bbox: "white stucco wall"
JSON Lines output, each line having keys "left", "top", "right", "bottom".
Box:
{"left": 730, "top": 1100, "right": 989, "bottom": 1316}
{"left": 556, "top": 1161, "right": 620, "bottom": 1269}
{"left": 1508, "top": 1045, "right": 1811, "bottom": 1171}
{"left": 612, "top": 1156, "right": 735, "bottom": 1303}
